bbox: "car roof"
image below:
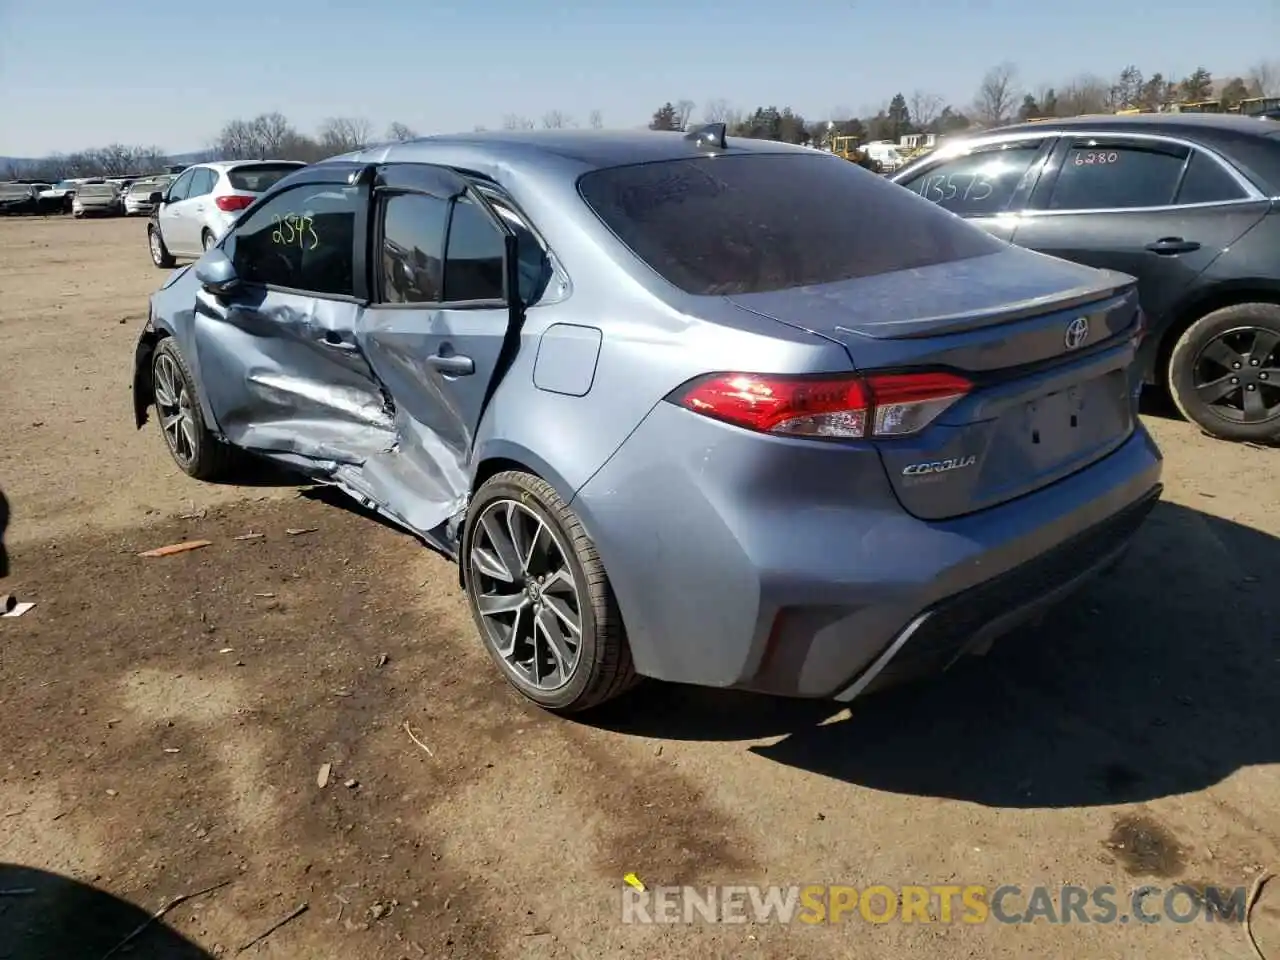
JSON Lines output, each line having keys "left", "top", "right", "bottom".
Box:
{"left": 983, "top": 112, "right": 1279, "bottom": 138}
{"left": 195, "top": 159, "right": 308, "bottom": 172}
{"left": 339, "top": 128, "right": 813, "bottom": 174}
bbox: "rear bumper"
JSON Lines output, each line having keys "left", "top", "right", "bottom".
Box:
{"left": 571, "top": 401, "right": 1163, "bottom": 699}
{"left": 834, "top": 486, "right": 1157, "bottom": 700}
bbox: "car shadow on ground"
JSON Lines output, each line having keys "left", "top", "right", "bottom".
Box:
{"left": 589, "top": 501, "right": 1280, "bottom": 809}
{"left": 0, "top": 863, "right": 215, "bottom": 960}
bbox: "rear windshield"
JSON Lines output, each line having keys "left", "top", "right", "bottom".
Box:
{"left": 129, "top": 181, "right": 158, "bottom": 194}
{"left": 577, "top": 153, "right": 1003, "bottom": 296}
{"left": 0, "top": 183, "right": 32, "bottom": 197}
{"left": 227, "top": 164, "right": 303, "bottom": 193}
{"left": 77, "top": 183, "right": 116, "bottom": 198}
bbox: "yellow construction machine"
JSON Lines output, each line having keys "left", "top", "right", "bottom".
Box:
{"left": 830, "top": 135, "right": 883, "bottom": 173}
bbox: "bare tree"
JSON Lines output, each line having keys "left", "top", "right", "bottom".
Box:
{"left": 385, "top": 121, "right": 417, "bottom": 142}
{"left": 542, "top": 110, "right": 572, "bottom": 129}
{"left": 318, "top": 116, "right": 374, "bottom": 155}
{"left": 588, "top": 109, "right": 603, "bottom": 129}
{"left": 252, "top": 112, "right": 298, "bottom": 158}
{"left": 973, "top": 62, "right": 1020, "bottom": 126}
{"left": 674, "top": 99, "right": 696, "bottom": 131}
{"left": 908, "top": 90, "right": 944, "bottom": 129}
{"left": 703, "top": 98, "right": 733, "bottom": 123}
{"left": 1248, "top": 59, "right": 1280, "bottom": 97}
{"left": 502, "top": 114, "right": 535, "bottom": 130}
{"left": 1056, "top": 74, "right": 1111, "bottom": 116}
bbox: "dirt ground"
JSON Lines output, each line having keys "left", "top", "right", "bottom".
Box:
{"left": 0, "top": 215, "right": 1277, "bottom": 960}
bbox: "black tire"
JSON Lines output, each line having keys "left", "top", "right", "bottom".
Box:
{"left": 1168, "top": 302, "right": 1280, "bottom": 443}
{"left": 148, "top": 223, "right": 175, "bottom": 268}
{"left": 201, "top": 229, "right": 216, "bottom": 252}
{"left": 151, "top": 338, "right": 234, "bottom": 481}
{"left": 461, "top": 470, "right": 639, "bottom": 713}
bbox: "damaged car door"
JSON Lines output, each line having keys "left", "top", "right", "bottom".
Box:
{"left": 190, "top": 167, "right": 398, "bottom": 470}
{"left": 348, "top": 163, "right": 521, "bottom": 540}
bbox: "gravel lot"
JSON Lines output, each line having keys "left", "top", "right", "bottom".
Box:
{"left": 1, "top": 215, "right": 1277, "bottom": 959}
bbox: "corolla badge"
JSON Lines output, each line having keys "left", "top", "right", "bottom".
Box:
{"left": 902, "top": 455, "right": 977, "bottom": 477}
{"left": 1064, "top": 316, "right": 1090, "bottom": 350}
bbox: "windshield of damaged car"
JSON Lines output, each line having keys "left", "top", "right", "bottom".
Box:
{"left": 577, "top": 153, "right": 1003, "bottom": 296}
{"left": 0, "top": 183, "right": 33, "bottom": 197}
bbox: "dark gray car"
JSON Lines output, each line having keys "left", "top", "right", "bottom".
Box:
{"left": 891, "top": 114, "right": 1280, "bottom": 443}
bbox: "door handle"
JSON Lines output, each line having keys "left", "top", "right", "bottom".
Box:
{"left": 427, "top": 353, "right": 475, "bottom": 376}
{"left": 1145, "top": 237, "right": 1201, "bottom": 255}
{"left": 320, "top": 332, "right": 358, "bottom": 352}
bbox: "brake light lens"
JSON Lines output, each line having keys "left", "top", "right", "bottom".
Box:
{"left": 670, "top": 371, "right": 971, "bottom": 439}
{"left": 215, "top": 194, "right": 254, "bottom": 212}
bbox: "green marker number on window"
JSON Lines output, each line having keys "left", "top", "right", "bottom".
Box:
{"left": 271, "top": 213, "right": 319, "bottom": 250}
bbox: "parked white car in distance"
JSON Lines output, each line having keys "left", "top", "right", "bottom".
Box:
{"left": 72, "top": 180, "right": 123, "bottom": 217}
{"left": 146, "top": 160, "right": 305, "bottom": 266}
{"left": 124, "top": 177, "right": 173, "bottom": 216}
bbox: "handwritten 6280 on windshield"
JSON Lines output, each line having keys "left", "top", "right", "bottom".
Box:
{"left": 271, "top": 213, "right": 319, "bottom": 251}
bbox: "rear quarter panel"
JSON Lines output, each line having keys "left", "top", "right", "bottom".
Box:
{"left": 461, "top": 160, "right": 855, "bottom": 503}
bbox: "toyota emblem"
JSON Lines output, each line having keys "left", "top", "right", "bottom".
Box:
{"left": 1064, "top": 316, "right": 1090, "bottom": 350}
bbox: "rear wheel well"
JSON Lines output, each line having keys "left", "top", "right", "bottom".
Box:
{"left": 459, "top": 457, "right": 544, "bottom": 589}
{"left": 1156, "top": 287, "right": 1280, "bottom": 389}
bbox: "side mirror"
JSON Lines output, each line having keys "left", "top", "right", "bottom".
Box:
{"left": 148, "top": 191, "right": 163, "bottom": 204}
{"left": 195, "top": 248, "right": 239, "bottom": 297}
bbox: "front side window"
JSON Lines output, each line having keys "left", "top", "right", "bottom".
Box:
{"left": 1046, "top": 140, "right": 1188, "bottom": 210}
{"left": 229, "top": 183, "right": 359, "bottom": 297}
{"left": 578, "top": 152, "right": 1004, "bottom": 297}
{"left": 378, "top": 190, "right": 507, "bottom": 304}
{"left": 900, "top": 141, "right": 1044, "bottom": 217}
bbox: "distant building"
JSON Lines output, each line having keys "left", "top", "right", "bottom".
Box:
{"left": 899, "top": 133, "right": 938, "bottom": 150}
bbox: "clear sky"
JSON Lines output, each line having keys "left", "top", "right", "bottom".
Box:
{"left": 1, "top": 0, "right": 1276, "bottom": 157}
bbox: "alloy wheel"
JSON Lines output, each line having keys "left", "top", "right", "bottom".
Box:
{"left": 468, "top": 499, "right": 583, "bottom": 691}
{"left": 1192, "top": 326, "right": 1280, "bottom": 425}
{"left": 153, "top": 352, "right": 198, "bottom": 467}
{"left": 149, "top": 229, "right": 163, "bottom": 265}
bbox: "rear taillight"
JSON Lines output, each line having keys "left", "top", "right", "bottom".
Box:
{"left": 215, "top": 194, "right": 254, "bottom": 212}
{"left": 669, "top": 371, "right": 971, "bottom": 439}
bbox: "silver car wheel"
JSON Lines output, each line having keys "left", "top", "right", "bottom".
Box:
{"left": 153, "top": 352, "right": 197, "bottom": 467}
{"left": 202, "top": 231, "right": 216, "bottom": 251}
{"left": 149, "top": 229, "right": 163, "bottom": 265}
{"left": 468, "top": 498, "right": 583, "bottom": 692}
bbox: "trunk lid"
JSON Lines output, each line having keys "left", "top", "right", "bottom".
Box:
{"left": 728, "top": 247, "right": 1143, "bottom": 521}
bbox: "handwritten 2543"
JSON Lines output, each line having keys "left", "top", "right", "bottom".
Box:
{"left": 271, "top": 213, "right": 319, "bottom": 251}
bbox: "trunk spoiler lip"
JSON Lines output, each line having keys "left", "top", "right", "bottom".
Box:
{"left": 834, "top": 280, "right": 1137, "bottom": 341}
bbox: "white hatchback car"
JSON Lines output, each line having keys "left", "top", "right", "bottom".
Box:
{"left": 146, "top": 160, "right": 305, "bottom": 267}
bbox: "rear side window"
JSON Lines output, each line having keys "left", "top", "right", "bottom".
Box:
{"left": 1176, "top": 150, "right": 1247, "bottom": 204}
{"left": 189, "top": 168, "right": 217, "bottom": 198}
{"left": 900, "top": 141, "right": 1045, "bottom": 216}
{"left": 577, "top": 153, "right": 1004, "bottom": 297}
{"left": 378, "top": 191, "right": 507, "bottom": 304}
{"left": 1047, "top": 141, "right": 1188, "bottom": 210}
{"left": 228, "top": 164, "right": 303, "bottom": 193}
